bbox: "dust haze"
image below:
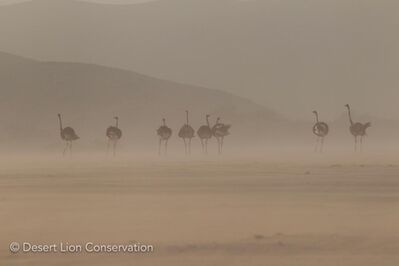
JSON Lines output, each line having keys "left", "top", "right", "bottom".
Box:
{"left": 0, "top": 1, "right": 398, "bottom": 265}
{"left": 0, "top": 0, "right": 399, "bottom": 120}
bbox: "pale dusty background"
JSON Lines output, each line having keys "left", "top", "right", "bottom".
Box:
{"left": 0, "top": 1, "right": 398, "bottom": 265}
{"left": 0, "top": 0, "right": 398, "bottom": 121}
{"left": 0, "top": 0, "right": 398, "bottom": 151}
{"left": 1, "top": 154, "right": 399, "bottom": 265}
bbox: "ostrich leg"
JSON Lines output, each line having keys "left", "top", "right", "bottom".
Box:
{"left": 220, "top": 137, "right": 224, "bottom": 154}
{"left": 360, "top": 136, "right": 363, "bottom": 152}
{"left": 63, "top": 141, "right": 69, "bottom": 156}
{"left": 158, "top": 138, "right": 162, "bottom": 156}
{"left": 320, "top": 137, "right": 324, "bottom": 153}
{"left": 113, "top": 140, "right": 117, "bottom": 157}
{"left": 314, "top": 137, "right": 320, "bottom": 152}
{"left": 164, "top": 139, "right": 169, "bottom": 156}
{"left": 355, "top": 136, "right": 357, "bottom": 152}
{"left": 205, "top": 139, "right": 208, "bottom": 154}
{"left": 183, "top": 138, "right": 187, "bottom": 155}
{"left": 200, "top": 139, "right": 204, "bottom": 154}
{"left": 69, "top": 141, "right": 73, "bottom": 156}
{"left": 107, "top": 139, "right": 111, "bottom": 156}
{"left": 188, "top": 138, "right": 192, "bottom": 155}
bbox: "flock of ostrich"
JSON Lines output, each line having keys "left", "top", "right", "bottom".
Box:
{"left": 313, "top": 104, "right": 371, "bottom": 152}
{"left": 57, "top": 104, "right": 371, "bottom": 156}
{"left": 57, "top": 111, "right": 231, "bottom": 156}
{"left": 157, "top": 111, "right": 231, "bottom": 156}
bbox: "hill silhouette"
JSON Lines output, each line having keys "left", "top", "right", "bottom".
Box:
{"left": 0, "top": 52, "right": 293, "bottom": 152}
{"left": 0, "top": 0, "right": 398, "bottom": 120}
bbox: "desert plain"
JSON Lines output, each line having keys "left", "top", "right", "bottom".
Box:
{"left": 0, "top": 153, "right": 398, "bottom": 266}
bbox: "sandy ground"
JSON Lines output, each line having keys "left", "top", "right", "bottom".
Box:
{"left": 1, "top": 155, "right": 398, "bottom": 265}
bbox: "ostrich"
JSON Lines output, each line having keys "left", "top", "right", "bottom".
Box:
{"left": 106, "top": 116, "right": 122, "bottom": 156}
{"left": 212, "top": 117, "right": 231, "bottom": 154}
{"left": 312, "top": 111, "right": 329, "bottom": 153}
{"left": 345, "top": 104, "right": 371, "bottom": 152}
{"left": 178, "top": 110, "right": 195, "bottom": 155}
{"left": 57, "top": 113, "right": 79, "bottom": 156}
{"left": 197, "top": 114, "right": 213, "bottom": 154}
{"left": 157, "top": 118, "right": 172, "bottom": 156}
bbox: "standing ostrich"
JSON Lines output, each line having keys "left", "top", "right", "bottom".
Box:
{"left": 57, "top": 113, "right": 79, "bottom": 156}
{"left": 178, "top": 110, "right": 195, "bottom": 155}
{"left": 312, "top": 111, "right": 329, "bottom": 153}
{"left": 157, "top": 118, "right": 172, "bottom": 156}
{"left": 106, "top": 116, "right": 122, "bottom": 156}
{"left": 212, "top": 117, "right": 231, "bottom": 154}
{"left": 345, "top": 104, "right": 371, "bottom": 152}
{"left": 197, "top": 114, "right": 213, "bottom": 154}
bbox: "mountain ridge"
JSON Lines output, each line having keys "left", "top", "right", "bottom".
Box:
{"left": 1, "top": 0, "right": 398, "bottom": 120}
{"left": 0, "top": 51, "right": 290, "bottom": 151}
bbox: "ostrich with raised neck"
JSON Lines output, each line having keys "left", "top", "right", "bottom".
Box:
{"left": 157, "top": 118, "right": 172, "bottom": 156}
{"left": 345, "top": 104, "right": 371, "bottom": 152}
{"left": 212, "top": 117, "right": 231, "bottom": 154}
{"left": 197, "top": 114, "right": 213, "bottom": 154}
{"left": 57, "top": 113, "right": 79, "bottom": 156}
{"left": 178, "top": 110, "right": 195, "bottom": 155}
{"left": 106, "top": 116, "right": 122, "bottom": 156}
{"left": 312, "top": 110, "right": 329, "bottom": 153}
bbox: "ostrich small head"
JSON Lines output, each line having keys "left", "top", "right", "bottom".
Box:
{"left": 312, "top": 110, "right": 319, "bottom": 122}
{"left": 57, "top": 113, "right": 63, "bottom": 131}
{"left": 114, "top": 116, "right": 119, "bottom": 120}
{"left": 216, "top": 117, "right": 221, "bottom": 123}
{"left": 345, "top": 104, "right": 354, "bottom": 125}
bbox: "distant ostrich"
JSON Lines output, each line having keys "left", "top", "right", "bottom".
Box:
{"left": 157, "top": 118, "right": 172, "bottom": 156}
{"left": 106, "top": 116, "right": 122, "bottom": 156}
{"left": 178, "top": 110, "right": 195, "bottom": 155}
{"left": 57, "top": 113, "right": 79, "bottom": 156}
{"left": 212, "top": 117, "right": 231, "bottom": 154}
{"left": 345, "top": 104, "right": 371, "bottom": 152}
{"left": 197, "top": 114, "right": 213, "bottom": 154}
{"left": 312, "top": 110, "right": 329, "bottom": 153}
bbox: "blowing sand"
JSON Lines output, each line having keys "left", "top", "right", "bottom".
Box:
{"left": 1, "top": 155, "right": 398, "bottom": 265}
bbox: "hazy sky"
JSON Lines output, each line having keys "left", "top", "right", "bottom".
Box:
{"left": 0, "top": 0, "right": 398, "bottom": 121}
{"left": 0, "top": 0, "right": 156, "bottom": 4}
{"left": 81, "top": 0, "right": 155, "bottom": 3}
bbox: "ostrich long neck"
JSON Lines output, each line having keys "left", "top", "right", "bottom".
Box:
{"left": 58, "top": 115, "right": 63, "bottom": 131}
{"left": 206, "top": 116, "right": 210, "bottom": 127}
{"left": 163, "top": 120, "right": 166, "bottom": 126}
{"left": 314, "top": 112, "right": 319, "bottom": 123}
{"left": 115, "top": 119, "right": 119, "bottom": 128}
{"left": 186, "top": 112, "right": 189, "bottom": 125}
{"left": 346, "top": 107, "right": 354, "bottom": 125}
